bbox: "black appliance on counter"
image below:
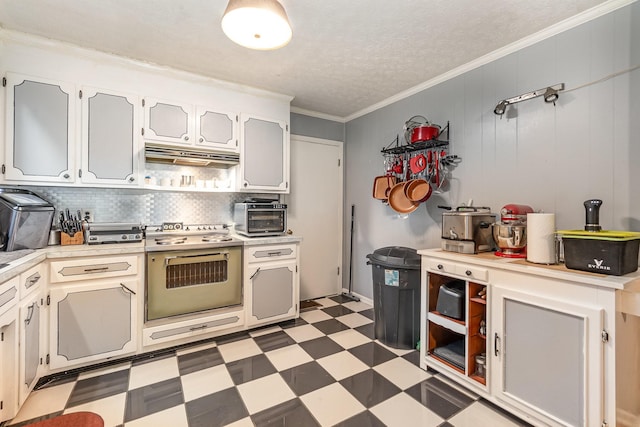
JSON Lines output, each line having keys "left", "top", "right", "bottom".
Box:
{"left": 0, "top": 187, "right": 55, "bottom": 251}
{"left": 234, "top": 200, "right": 287, "bottom": 237}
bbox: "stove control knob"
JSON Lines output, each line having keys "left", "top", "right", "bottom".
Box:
{"left": 197, "top": 226, "right": 202, "bottom": 230}
{"left": 207, "top": 226, "right": 212, "bottom": 230}
{"left": 121, "top": 235, "right": 128, "bottom": 240}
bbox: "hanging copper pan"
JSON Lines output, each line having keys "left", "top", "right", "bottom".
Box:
{"left": 404, "top": 179, "right": 432, "bottom": 203}
{"left": 372, "top": 175, "right": 396, "bottom": 200}
{"left": 387, "top": 181, "right": 419, "bottom": 214}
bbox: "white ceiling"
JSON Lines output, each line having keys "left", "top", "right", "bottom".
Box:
{"left": 0, "top": 0, "right": 615, "bottom": 120}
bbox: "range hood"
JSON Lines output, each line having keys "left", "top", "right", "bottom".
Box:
{"left": 145, "top": 143, "right": 239, "bottom": 168}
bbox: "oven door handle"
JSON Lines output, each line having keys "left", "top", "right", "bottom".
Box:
{"left": 164, "top": 252, "right": 229, "bottom": 267}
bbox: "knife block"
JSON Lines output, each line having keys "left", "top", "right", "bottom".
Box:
{"left": 60, "top": 231, "right": 84, "bottom": 246}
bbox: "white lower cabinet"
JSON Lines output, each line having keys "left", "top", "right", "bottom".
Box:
{"left": 0, "top": 277, "right": 20, "bottom": 423}
{"left": 492, "top": 286, "right": 604, "bottom": 427}
{"left": 47, "top": 254, "right": 141, "bottom": 370}
{"left": 245, "top": 243, "right": 299, "bottom": 327}
{"left": 18, "top": 290, "right": 45, "bottom": 405}
{"left": 418, "top": 249, "right": 632, "bottom": 427}
{"left": 48, "top": 280, "right": 137, "bottom": 370}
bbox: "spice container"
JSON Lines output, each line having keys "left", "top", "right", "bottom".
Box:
{"left": 474, "top": 353, "right": 486, "bottom": 379}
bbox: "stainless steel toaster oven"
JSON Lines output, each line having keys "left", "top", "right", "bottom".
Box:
{"left": 234, "top": 202, "right": 287, "bottom": 237}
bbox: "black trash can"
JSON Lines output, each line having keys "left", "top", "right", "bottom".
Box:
{"left": 366, "top": 246, "right": 421, "bottom": 350}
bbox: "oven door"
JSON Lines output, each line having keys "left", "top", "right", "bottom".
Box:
{"left": 246, "top": 209, "right": 287, "bottom": 235}
{"left": 146, "top": 246, "right": 242, "bottom": 321}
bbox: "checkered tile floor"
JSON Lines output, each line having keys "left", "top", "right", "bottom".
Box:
{"left": 7, "top": 296, "right": 531, "bottom": 427}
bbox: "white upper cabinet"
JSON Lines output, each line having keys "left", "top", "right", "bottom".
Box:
{"left": 143, "top": 97, "right": 194, "bottom": 145}
{"left": 239, "top": 113, "right": 289, "bottom": 193}
{"left": 3, "top": 73, "right": 76, "bottom": 183}
{"left": 80, "top": 86, "right": 141, "bottom": 185}
{"left": 195, "top": 107, "right": 238, "bottom": 152}
{"left": 143, "top": 98, "right": 239, "bottom": 153}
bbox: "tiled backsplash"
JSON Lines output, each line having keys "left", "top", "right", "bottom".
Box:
{"left": 24, "top": 185, "right": 273, "bottom": 226}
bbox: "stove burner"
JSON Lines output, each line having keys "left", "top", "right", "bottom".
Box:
{"left": 154, "top": 237, "right": 187, "bottom": 245}
{"left": 201, "top": 235, "right": 233, "bottom": 243}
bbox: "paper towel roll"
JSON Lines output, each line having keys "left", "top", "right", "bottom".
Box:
{"left": 527, "top": 213, "right": 557, "bottom": 264}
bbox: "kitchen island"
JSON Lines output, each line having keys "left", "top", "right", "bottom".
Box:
{"left": 418, "top": 248, "right": 640, "bottom": 427}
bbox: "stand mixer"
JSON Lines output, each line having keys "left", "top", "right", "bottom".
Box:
{"left": 493, "top": 204, "right": 534, "bottom": 258}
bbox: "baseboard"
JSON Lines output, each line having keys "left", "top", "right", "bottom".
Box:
{"left": 341, "top": 288, "right": 373, "bottom": 306}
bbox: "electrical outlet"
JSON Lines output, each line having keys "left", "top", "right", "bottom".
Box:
{"left": 83, "top": 210, "right": 94, "bottom": 222}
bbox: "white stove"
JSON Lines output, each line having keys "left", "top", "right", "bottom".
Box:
{"left": 144, "top": 222, "right": 243, "bottom": 252}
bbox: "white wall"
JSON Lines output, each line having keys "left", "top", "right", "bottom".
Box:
{"left": 345, "top": 3, "right": 640, "bottom": 299}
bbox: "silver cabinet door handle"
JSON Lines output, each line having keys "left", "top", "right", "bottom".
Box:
{"left": 249, "top": 267, "right": 261, "bottom": 280}
{"left": 119, "top": 283, "right": 136, "bottom": 295}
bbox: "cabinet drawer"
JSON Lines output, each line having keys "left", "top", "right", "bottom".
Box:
{"left": 246, "top": 244, "right": 297, "bottom": 263}
{"left": 0, "top": 276, "right": 19, "bottom": 318}
{"left": 455, "top": 265, "right": 488, "bottom": 282}
{"left": 49, "top": 255, "right": 139, "bottom": 283}
{"left": 143, "top": 309, "right": 245, "bottom": 347}
{"left": 424, "top": 259, "right": 457, "bottom": 275}
{"left": 19, "top": 263, "right": 45, "bottom": 300}
{"left": 425, "top": 259, "right": 488, "bottom": 282}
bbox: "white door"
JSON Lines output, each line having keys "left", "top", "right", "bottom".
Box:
{"left": 286, "top": 136, "right": 343, "bottom": 300}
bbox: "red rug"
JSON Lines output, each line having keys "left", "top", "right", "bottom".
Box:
{"left": 25, "top": 412, "right": 103, "bottom": 427}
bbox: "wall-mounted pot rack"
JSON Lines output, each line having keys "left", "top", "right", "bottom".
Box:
{"left": 381, "top": 121, "right": 450, "bottom": 155}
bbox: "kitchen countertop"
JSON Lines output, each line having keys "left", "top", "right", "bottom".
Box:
{"left": 0, "top": 241, "right": 145, "bottom": 283}
{"left": 234, "top": 234, "right": 302, "bottom": 246}
{"left": 418, "top": 247, "right": 640, "bottom": 291}
{"left": 0, "top": 236, "right": 303, "bottom": 283}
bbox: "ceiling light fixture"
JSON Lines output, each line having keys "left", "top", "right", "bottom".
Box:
{"left": 221, "top": 0, "right": 292, "bottom": 50}
{"left": 493, "top": 83, "right": 565, "bottom": 116}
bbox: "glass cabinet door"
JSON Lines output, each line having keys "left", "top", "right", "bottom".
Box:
{"left": 4, "top": 73, "right": 75, "bottom": 182}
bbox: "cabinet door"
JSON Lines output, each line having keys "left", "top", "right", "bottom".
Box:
{"left": 49, "top": 280, "right": 137, "bottom": 369}
{"left": 0, "top": 307, "right": 19, "bottom": 423}
{"left": 196, "top": 107, "right": 238, "bottom": 152}
{"left": 143, "top": 97, "right": 193, "bottom": 145}
{"left": 80, "top": 87, "right": 141, "bottom": 185}
{"left": 492, "top": 286, "right": 603, "bottom": 427}
{"left": 18, "top": 291, "right": 43, "bottom": 405}
{"left": 4, "top": 73, "right": 75, "bottom": 183}
{"left": 246, "top": 259, "right": 297, "bottom": 326}
{"left": 240, "top": 114, "right": 289, "bottom": 192}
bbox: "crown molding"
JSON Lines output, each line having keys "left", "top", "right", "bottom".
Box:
{"left": 344, "top": 0, "right": 636, "bottom": 122}
{"left": 0, "top": 27, "right": 294, "bottom": 103}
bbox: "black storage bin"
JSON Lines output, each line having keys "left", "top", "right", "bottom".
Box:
{"left": 563, "top": 237, "right": 640, "bottom": 276}
{"left": 366, "top": 246, "right": 421, "bottom": 349}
